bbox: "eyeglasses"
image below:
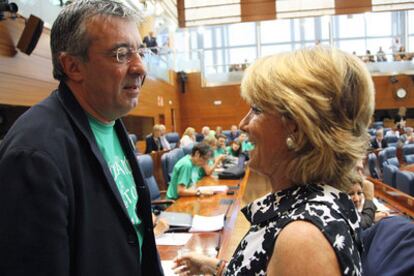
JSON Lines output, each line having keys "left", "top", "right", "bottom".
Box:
{"left": 112, "top": 46, "right": 153, "bottom": 64}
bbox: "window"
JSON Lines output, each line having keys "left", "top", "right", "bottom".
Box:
{"left": 261, "top": 19, "right": 291, "bottom": 44}
{"left": 228, "top": 22, "right": 256, "bottom": 46}
{"left": 366, "top": 12, "right": 392, "bottom": 37}
{"left": 338, "top": 14, "right": 365, "bottom": 38}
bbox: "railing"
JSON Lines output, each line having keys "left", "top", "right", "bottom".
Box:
{"left": 144, "top": 47, "right": 414, "bottom": 87}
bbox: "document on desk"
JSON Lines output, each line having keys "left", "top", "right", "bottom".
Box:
{"left": 197, "top": 185, "right": 229, "bottom": 193}
{"left": 189, "top": 214, "right": 225, "bottom": 232}
{"left": 161, "top": 260, "right": 176, "bottom": 276}
{"left": 373, "top": 198, "right": 391, "bottom": 212}
{"left": 156, "top": 233, "right": 193, "bottom": 246}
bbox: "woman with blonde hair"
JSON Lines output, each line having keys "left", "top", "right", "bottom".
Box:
{"left": 180, "top": 127, "right": 196, "bottom": 147}
{"left": 174, "top": 47, "right": 374, "bottom": 275}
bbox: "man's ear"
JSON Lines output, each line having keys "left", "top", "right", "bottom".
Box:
{"left": 58, "top": 53, "right": 85, "bottom": 82}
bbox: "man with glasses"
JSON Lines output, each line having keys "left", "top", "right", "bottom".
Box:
{"left": 0, "top": 1, "right": 163, "bottom": 275}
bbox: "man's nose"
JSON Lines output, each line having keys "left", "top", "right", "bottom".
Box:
{"left": 129, "top": 53, "right": 147, "bottom": 77}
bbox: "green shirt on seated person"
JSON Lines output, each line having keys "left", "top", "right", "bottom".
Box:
{"left": 214, "top": 147, "right": 227, "bottom": 158}
{"left": 241, "top": 141, "right": 255, "bottom": 152}
{"left": 166, "top": 155, "right": 205, "bottom": 199}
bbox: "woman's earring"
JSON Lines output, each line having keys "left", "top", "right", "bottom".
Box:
{"left": 286, "top": 136, "right": 295, "bottom": 150}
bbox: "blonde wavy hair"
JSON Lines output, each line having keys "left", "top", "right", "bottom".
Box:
{"left": 183, "top": 127, "right": 195, "bottom": 137}
{"left": 241, "top": 47, "right": 375, "bottom": 191}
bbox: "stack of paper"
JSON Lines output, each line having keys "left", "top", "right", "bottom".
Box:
{"left": 156, "top": 233, "right": 193, "bottom": 246}
{"left": 161, "top": 261, "right": 176, "bottom": 276}
{"left": 197, "top": 185, "right": 229, "bottom": 193}
{"left": 189, "top": 214, "right": 225, "bottom": 232}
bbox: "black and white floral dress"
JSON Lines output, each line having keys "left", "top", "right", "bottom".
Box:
{"left": 224, "top": 184, "right": 362, "bottom": 276}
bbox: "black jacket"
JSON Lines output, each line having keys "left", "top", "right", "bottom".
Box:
{"left": 145, "top": 134, "right": 163, "bottom": 154}
{"left": 371, "top": 139, "right": 388, "bottom": 149}
{"left": 360, "top": 200, "right": 377, "bottom": 230}
{"left": 0, "top": 82, "right": 163, "bottom": 276}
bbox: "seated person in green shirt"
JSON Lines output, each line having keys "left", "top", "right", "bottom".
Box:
{"left": 226, "top": 140, "right": 242, "bottom": 157}
{"left": 166, "top": 143, "right": 215, "bottom": 199}
{"left": 238, "top": 132, "right": 255, "bottom": 152}
{"left": 203, "top": 136, "right": 226, "bottom": 174}
{"left": 215, "top": 134, "right": 228, "bottom": 157}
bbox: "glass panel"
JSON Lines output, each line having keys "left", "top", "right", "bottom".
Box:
{"left": 321, "top": 16, "right": 331, "bottom": 40}
{"left": 228, "top": 47, "right": 256, "bottom": 64}
{"left": 261, "top": 19, "right": 291, "bottom": 43}
{"left": 338, "top": 14, "right": 365, "bottom": 38}
{"left": 366, "top": 38, "right": 393, "bottom": 56}
{"left": 409, "top": 36, "right": 414, "bottom": 52}
{"left": 261, "top": 44, "right": 293, "bottom": 56}
{"left": 366, "top": 12, "right": 392, "bottom": 37}
{"left": 203, "top": 28, "right": 213, "bottom": 48}
{"left": 190, "top": 31, "right": 198, "bottom": 49}
{"left": 215, "top": 27, "right": 223, "bottom": 47}
{"left": 293, "top": 19, "right": 300, "bottom": 41}
{"left": 228, "top": 22, "right": 256, "bottom": 46}
{"left": 303, "top": 17, "right": 315, "bottom": 41}
{"left": 409, "top": 10, "right": 414, "bottom": 35}
{"left": 337, "top": 39, "right": 366, "bottom": 55}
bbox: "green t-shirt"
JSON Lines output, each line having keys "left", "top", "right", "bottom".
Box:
{"left": 214, "top": 147, "right": 227, "bottom": 158}
{"left": 166, "top": 155, "right": 205, "bottom": 199}
{"left": 241, "top": 141, "right": 255, "bottom": 152}
{"left": 88, "top": 116, "right": 143, "bottom": 258}
{"left": 226, "top": 146, "right": 240, "bottom": 157}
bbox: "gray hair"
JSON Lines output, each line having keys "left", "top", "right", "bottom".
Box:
{"left": 50, "top": 0, "right": 140, "bottom": 81}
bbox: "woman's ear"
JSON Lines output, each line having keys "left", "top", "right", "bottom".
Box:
{"left": 283, "top": 116, "right": 298, "bottom": 136}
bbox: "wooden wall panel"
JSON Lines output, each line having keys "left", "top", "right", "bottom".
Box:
{"left": 241, "top": 0, "right": 276, "bottom": 22}
{"left": 372, "top": 75, "right": 414, "bottom": 110}
{"left": 178, "top": 72, "right": 250, "bottom": 133}
{"left": 128, "top": 75, "right": 182, "bottom": 135}
{"left": 335, "top": 0, "right": 372, "bottom": 15}
{"left": 0, "top": 19, "right": 57, "bottom": 107}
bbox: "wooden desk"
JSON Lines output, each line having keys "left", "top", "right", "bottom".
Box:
{"left": 401, "top": 163, "right": 414, "bottom": 173}
{"left": 157, "top": 171, "right": 249, "bottom": 261}
{"left": 368, "top": 176, "right": 414, "bottom": 218}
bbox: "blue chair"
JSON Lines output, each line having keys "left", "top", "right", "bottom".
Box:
{"left": 165, "top": 132, "right": 180, "bottom": 149}
{"left": 182, "top": 143, "right": 194, "bottom": 155}
{"left": 378, "top": 150, "right": 386, "bottom": 171}
{"left": 137, "top": 154, "right": 174, "bottom": 209}
{"left": 383, "top": 127, "right": 392, "bottom": 134}
{"left": 371, "top": 121, "right": 384, "bottom": 129}
{"left": 382, "top": 164, "right": 398, "bottom": 188}
{"left": 222, "top": 130, "right": 231, "bottom": 140}
{"left": 395, "top": 170, "right": 414, "bottom": 196}
{"left": 362, "top": 216, "right": 414, "bottom": 276}
{"left": 403, "top": 144, "right": 414, "bottom": 164}
{"left": 383, "top": 147, "right": 399, "bottom": 168}
{"left": 161, "top": 148, "right": 185, "bottom": 185}
{"left": 385, "top": 135, "right": 399, "bottom": 148}
{"left": 368, "top": 153, "right": 380, "bottom": 179}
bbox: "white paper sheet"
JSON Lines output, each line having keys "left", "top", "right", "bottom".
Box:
{"left": 197, "top": 185, "right": 229, "bottom": 193}
{"left": 156, "top": 233, "right": 193, "bottom": 246}
{"left": 189, "top": 214, "right": 225, "bottom": 232}
{"left": 161, "top": 260, "right": 176, "bottom": 276}
{"left": 373, "top": 198, "right": 391, "bottom": 212}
